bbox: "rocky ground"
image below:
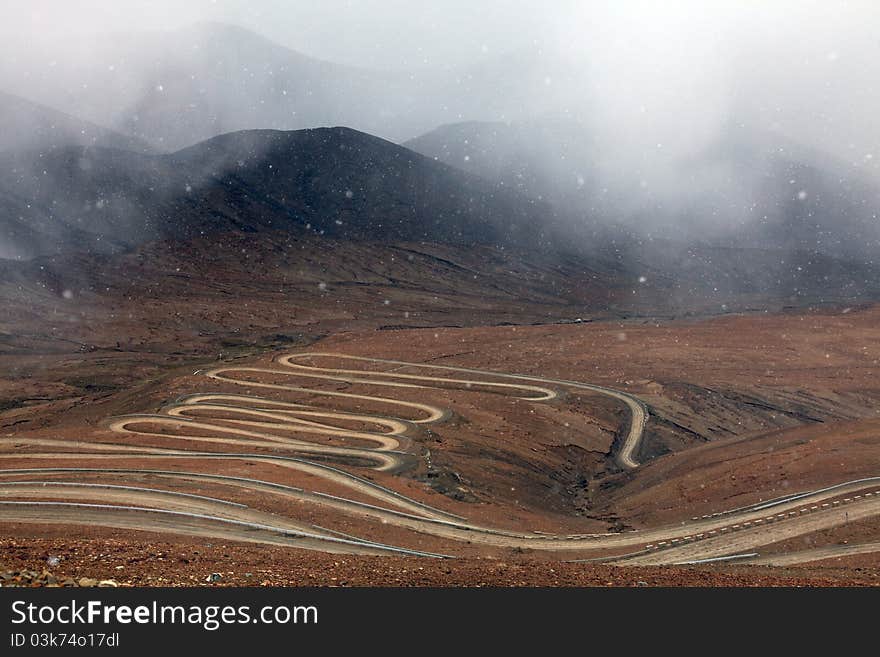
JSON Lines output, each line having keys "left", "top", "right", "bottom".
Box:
{"left": 1, "top": 537, "right": 876, "bottom": 587}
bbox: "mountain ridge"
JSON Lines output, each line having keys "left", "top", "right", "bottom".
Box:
{"left": 0, "top": 126, "right": 558, "bottom": 260}
{"left": 0, "top": 90, "right": 153, "bottom": 154}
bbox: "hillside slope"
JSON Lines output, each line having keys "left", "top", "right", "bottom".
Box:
{"left": 0, "top": 127, "right": 555, "bottom": 260}
{"left": 407, "top": 120, "right": 880, "bottom": 261}
{"left": 0, "top": 91, "right": 152, "bottom": 154}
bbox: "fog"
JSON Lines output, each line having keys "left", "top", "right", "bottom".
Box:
{"left": 1, "top": 1, "right": 880, "bottom": 260}
{"left": 0, "top": 1, "right": 559, "bottom": 69}
{"left": 4, "top": 1, "right": 879, "bottom": 149}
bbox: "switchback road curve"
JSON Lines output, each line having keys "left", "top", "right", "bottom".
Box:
{"left": 0, "top": 352, "right": 876, "bottom": 564}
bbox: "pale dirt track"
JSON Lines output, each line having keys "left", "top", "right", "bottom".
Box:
{"left": 1, "top": 352, "right": 876, "bottom": 563}
{"left": 745, "top": 542, "right": 880, "bottom": 566}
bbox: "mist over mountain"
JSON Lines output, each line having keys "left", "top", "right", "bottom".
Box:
{"left": 407, "top": 119, "right": 880, "bottom": 262}
{"left": 0, "top": 127, "right": 557, "bottom": 260}
{"left": 0, "top": 5, "right": 877, "bottom": 311}
{"left": 0, "top": 23, "right": 409, "bottom": 151}
{"left": 0, "top": 91, "right": 152, "bottom": 153}
{"left": 405, "top": 118, "right": 599, "bottom": 209}
{"left": 0, "top": 23, "right": 590, "bottom": 152}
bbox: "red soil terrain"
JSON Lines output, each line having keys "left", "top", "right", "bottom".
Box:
{"left": 2, "top": 290, "right": 878, "bottom": 585}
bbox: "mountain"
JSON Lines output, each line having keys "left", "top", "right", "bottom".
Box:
{"left": 4, "top": 121, "right": 878, "bottom": 312}
{"left": 0, "top": 23, "right": 592, "bottom": 151}
{"left": 407, "top": 119, "right": 880, "bottom": 262}
{"left": 0, "top": 23, "right": 413, "bottom": 151}
{"left": 689, "top": 125, "right": 880, "bottom": 261}
{"left": 404, "top": 118, "right": 599, "bottom": 206}
{"left": 0, "top": 91, "right": 152, "bottom": 154}
{"left": 0, "top": 126, "right": 557, "bottom": 260}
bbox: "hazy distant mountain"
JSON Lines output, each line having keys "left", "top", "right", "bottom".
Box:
{"left": 2, "top": 122, "right": 877, "bottom": 313}
{"left": 0, "top": 127, "right": 556, "bottom": 260}
{"left": 0, "top": 23, "right": 592, "bottom": 151}
{"left": 0, "top": 91, "right": 152, "bottom": 153}
{"left": 1, "top": 23, "right": 406, "bottom": 151}
{"left": 407, "top": 119, "right": 880, "bottom": 261}
{"left": 676, "top": 125, "right": 880, "bottom": 261}
{"left": 404, "top": 118, "right": 599, "bottom": 205}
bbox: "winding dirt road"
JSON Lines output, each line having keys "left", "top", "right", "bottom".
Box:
{"left": 1, "top": 351, "right": 876, "bottom": 564}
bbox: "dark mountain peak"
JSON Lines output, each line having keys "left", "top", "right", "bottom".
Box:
{"left": 0, "top": 126, "right": 556, "bottom": 260}
{"left": 170, "top": 127, "right": 443, "bottom": 181}
{"left": 177, "top": 126, "right": 394, "bottom": 156}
